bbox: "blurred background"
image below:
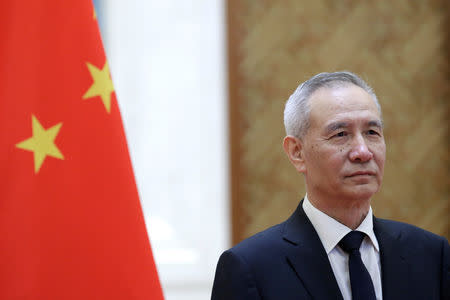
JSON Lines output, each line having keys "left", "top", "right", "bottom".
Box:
{"left": 94, "top": 1, "right": 448, "bottom": 299}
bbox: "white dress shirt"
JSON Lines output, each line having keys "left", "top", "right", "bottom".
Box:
{"left": 303, "top": 195, "right": 383, "bottom": 300}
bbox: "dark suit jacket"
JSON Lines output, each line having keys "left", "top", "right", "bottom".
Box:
{"left": 211, "top": 201, "right": 450, "bottom": 299}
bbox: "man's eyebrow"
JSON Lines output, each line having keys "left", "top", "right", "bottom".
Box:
{"left": 368, "top": 120, "right": 383, "bottom": 128}
{"left": 325, "top": 120, "right": 384, "bottom": 133}
{"left": 325, "top": 122, "right": 348, "bottom": 133}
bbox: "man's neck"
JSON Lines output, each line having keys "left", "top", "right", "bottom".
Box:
{"left": 306, "top": 193, "right": 371, "bottom": 230}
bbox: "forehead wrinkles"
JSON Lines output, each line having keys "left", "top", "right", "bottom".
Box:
{"left": 313, "top": 87, "right": 376, "bottom": 109}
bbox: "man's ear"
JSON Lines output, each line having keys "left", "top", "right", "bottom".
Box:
{"left": 282, "top": 135, "right": 306, "bottom": 174}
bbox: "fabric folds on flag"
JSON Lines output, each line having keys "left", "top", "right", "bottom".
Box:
{"left": 0, "top": 1, "right": 164, "bottom": 299}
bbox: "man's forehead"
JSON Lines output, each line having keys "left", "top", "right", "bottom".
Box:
{"left": 309, "top": 85, "right": 379, "bottom": 114}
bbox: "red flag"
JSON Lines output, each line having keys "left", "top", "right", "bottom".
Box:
{"left": 0, "top": 1, "right": 164, "bottom": 299}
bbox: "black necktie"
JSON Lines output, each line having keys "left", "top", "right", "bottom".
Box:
{"left": 339, "top": 231, "right": 376, "bottom": 300}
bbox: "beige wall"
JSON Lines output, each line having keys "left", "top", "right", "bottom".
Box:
{"left": 228, "top": 0, "right": 449, "bottom": 243}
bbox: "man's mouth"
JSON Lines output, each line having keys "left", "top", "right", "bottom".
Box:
{"left": 346, "top": 171, "right": 376, "bottom": 177}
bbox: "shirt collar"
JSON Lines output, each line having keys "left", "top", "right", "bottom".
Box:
{"left": 302, "top": 194, "right": 379, "bottom": 254}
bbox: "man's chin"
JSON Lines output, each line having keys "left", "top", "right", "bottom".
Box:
{"left": 341, "top": 185, "right": 379, "bottom": 201}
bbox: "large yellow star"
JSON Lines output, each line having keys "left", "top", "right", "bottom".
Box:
{"left": 16, "top": 115, "right": 64, "bottom": 173}
{"left": 82, "top": 61, "right": 114, "bottom": 113}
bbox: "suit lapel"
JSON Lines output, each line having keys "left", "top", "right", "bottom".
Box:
{"left": 373, "top": 217, "right": 410, "bottom": 300}
{"left": 283, "top": 201, "right": 343, "bottom": 300}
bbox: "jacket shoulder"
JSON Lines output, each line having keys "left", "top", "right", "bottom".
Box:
{"left": 229, "top": 222, "right": 286, "bottom": 258}
{"left": 375, "top": 217, "right": 449, "bottom": 249}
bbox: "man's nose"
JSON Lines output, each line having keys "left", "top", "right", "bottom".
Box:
{"left": 349, "top": 138, "right": 373, "bottom": 162}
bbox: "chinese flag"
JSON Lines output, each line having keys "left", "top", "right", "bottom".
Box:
{"left": 0, "top": 1, "right": 164, "bottom": 299}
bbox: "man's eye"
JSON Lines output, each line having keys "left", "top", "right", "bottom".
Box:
{"left": 368, "top": 130, "right": 379, "bottom": 136}
{"left": 335, "top": 132, "right": 346, "bottom": 137}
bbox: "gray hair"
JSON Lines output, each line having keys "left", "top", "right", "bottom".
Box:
{"left": 284, "top": 71, "right": 381, "bottom": 138}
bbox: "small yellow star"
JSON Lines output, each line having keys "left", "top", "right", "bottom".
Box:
{"left": 16, "top": 115, "right": 64, "bottom": 173}
{"left": 93, "top": 8, "right": 97, "bottom": 19}
{"left": 83, "top": 61, "right": 115, "bottom": 113}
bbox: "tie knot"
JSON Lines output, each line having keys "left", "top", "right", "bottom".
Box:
{"left": 339, "top": 231, "right": 366, "bottom": 253}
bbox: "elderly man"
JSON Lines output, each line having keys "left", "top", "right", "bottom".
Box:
{"left": 211, "top": 72, "right": 449, "bottom": 300}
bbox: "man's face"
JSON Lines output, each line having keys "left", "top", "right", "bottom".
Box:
{"left": 300, "top": 84, "right": 386, "bottom": 204}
